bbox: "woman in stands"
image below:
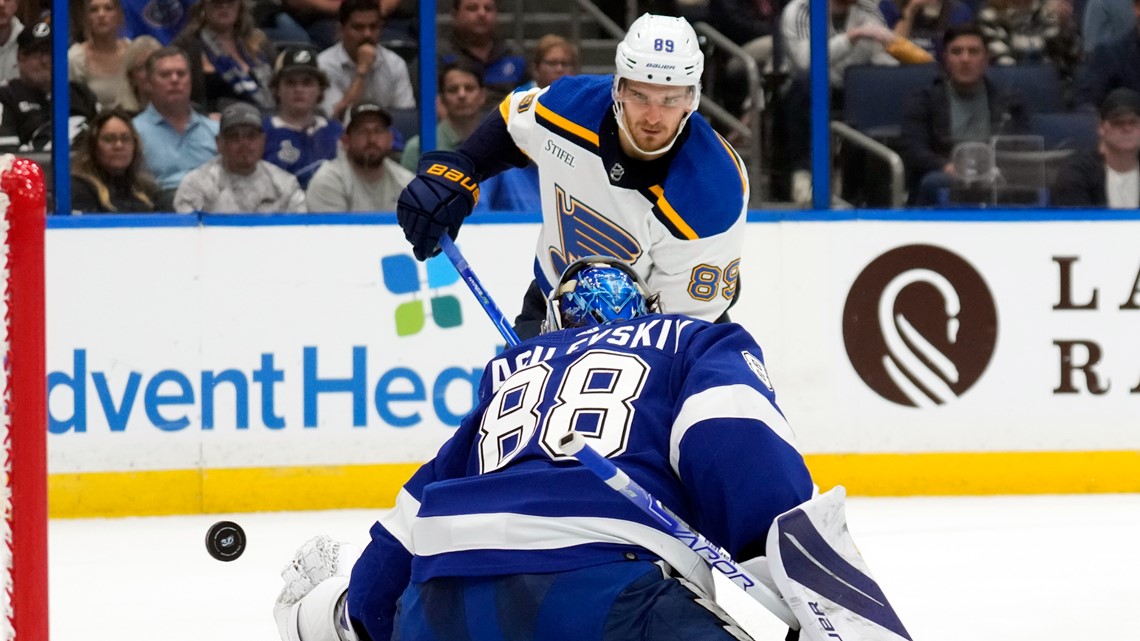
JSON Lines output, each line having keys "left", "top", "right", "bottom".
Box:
{"left": 122, "top": 36, "right": 162, "bottom": 113}
{"left": 71, "top": 110, "right": 171, "bottom": 214}
{"left": 68, "top": 0, "right": 136, "bottom": 111}
{"left": 173, "top": 0, "right": 276, "bottom": 115}
{"left": 518, "top": 34, "right": 580, "bottom": 92}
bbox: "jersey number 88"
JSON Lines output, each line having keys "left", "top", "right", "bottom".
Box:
{"left": 478, "top": 351, "right": 650, "bottom": 474}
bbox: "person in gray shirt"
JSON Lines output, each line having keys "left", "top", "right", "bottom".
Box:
{"left": 306, "top": 102, "right": 414, "bottom": 212}
{"left": 175, "top": 102, "right": 307, "bottom": 213}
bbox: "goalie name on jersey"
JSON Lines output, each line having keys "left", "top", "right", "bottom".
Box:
{"left": 489, "top": 316, "right": 695, "bottom": 389}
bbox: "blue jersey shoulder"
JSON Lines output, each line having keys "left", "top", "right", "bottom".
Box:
{"left": 533, "top": 75, "right": 614, "bottom": 144}
{"left": 657, "top": 114, "right": 748, "bottom": 239}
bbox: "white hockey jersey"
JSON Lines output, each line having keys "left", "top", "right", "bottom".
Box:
{"left": 496, "top": 75, "right": 749, "bottom": 321}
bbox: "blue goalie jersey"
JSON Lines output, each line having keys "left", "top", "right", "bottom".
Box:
{"left": 346, "top": 315, "right": 813, "bottom": 640}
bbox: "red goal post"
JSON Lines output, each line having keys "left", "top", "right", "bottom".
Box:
{"left": 1, "top": 155, "right": 47, "bottom": 641}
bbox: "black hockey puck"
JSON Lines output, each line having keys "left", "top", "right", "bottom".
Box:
{"left": 205, "top": 521, "right": 246, "bottom": 562}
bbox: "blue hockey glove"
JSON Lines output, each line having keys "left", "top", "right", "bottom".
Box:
{"left": 397, "top": 150, "right": 481, "bottom": 261}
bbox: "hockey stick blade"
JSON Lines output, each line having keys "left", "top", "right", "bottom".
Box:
{"left": 558, "top": 432, "right": 799, "bottom": 629}
{"left": 437, "top": 234, "right": 521, "bottom": 347}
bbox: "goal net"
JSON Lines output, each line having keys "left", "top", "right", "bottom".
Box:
{"left": 0, "top": 154, "right": 47, "bottom": 641}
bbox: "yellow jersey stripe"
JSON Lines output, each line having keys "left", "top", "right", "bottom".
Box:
{"left": 535, "top": 101, "right": 600, "bottom": 147}
{"left": 715, "top": 132, "right": 747, "bottom": 193}
{"left": 649, "top": 185, "right": 698, "bottom": 240}
{"left": 499, "top": 94, "right": 511, "bottom": 122}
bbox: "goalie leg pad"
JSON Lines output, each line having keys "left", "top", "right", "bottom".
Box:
{"left": 767, "top": 487, "right": 912, "bottom": 641}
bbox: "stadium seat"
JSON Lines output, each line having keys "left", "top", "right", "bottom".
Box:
{"left": 388, "top": 107, "right": 421, "bottom": 145}
{"left": 988, "top": 64, "right": 1064, "bottom": 113}
{"left": 842, "top": 64, "right": 939, "bottom": 141}
{"left": 1029, "top": 111, "right": 1099, "bottom": 152}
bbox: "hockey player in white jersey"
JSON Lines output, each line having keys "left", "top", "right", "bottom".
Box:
{"left": 274, "top": 257, "right": 812, "bottom": 641}
{"left": 396, "top": 14, "right": 749, "bottom": 339}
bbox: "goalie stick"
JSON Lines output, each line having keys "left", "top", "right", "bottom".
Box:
{"left": 438, "top": 234, "right": 521, "bottom": 347}
{"left": 560, "top": 432, "right": 915, "bottom": 641}
{"left": 558, "top": 431, "right": 800, "bottom": 629}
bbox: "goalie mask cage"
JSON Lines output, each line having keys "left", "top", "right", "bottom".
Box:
{"left": 0, "top": 155, "right": 48, "bottom": 641}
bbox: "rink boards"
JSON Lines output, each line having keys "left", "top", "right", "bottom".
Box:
{"left": 45, "top": 213, "right": 1140, "bottom": 516}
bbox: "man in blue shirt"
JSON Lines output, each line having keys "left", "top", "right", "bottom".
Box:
{"left": 132, "top": 46, "right": 219, "bottom": 196}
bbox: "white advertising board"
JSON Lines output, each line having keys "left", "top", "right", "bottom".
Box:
{"left": 732, "top": 220, "right": 1140, "bottom": 454}
{"left": 47, "top": 223, "right": 538, "bottom": 473}
{"left": 45, "top": 218, "right": 1140, "bottom": 513}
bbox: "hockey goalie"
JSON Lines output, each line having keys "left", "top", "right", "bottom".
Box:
{"left": 273, "top": 257, "right": 913, "bottom": 641}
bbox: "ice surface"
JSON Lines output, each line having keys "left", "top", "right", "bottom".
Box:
{"left": 48, "top": 494, "right": 1140, "bottom": 641}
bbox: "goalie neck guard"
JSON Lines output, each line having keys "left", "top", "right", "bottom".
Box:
{"left": 544, "top": 257, "right": 660, "bottom": 333}
{"left": 612, "top": 13, "right": 703, "bottom": 158}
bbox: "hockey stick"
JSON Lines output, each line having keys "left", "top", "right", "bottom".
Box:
{"left": 437, "top": 234, "right": 521, "bottom": 347}
{"left": 558, "top": 431, "right": 800, "bottom": 629}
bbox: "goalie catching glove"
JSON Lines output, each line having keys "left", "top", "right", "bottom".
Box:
{"left": 396, "top": 150, "right": 481, "bottom": 261}
{"left": 274, "top": 535, "right": 363, "bottom": 641}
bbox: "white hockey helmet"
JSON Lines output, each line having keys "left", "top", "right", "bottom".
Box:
{"left": 612, "top": 14, "right": 704, "bottom": 156}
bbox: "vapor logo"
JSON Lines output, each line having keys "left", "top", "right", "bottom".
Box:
{"left": 842, "top": 245, "right": 997, "bottom": 407}
{"left": 380, "top": 253, "right": 462, "bottom": 336}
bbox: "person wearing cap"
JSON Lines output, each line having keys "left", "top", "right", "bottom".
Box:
{"left": 306, "top": 102, "right": 413, "bottom": 212}
{"left": 263, "top": 47, "right": 343, "bottom": 189}
{"left": 317, "top": 0, "right": 415, "bottom": 122}
{"left": 0, "top": 0, "right": 24, "bottom": 83}
{"left": 0, "top": 22, "right": 101, "bottom": 151}
{"left": 898, "top": 22, "right": 1031, "bottom": 206}
{"left": 132, "top": 47, "right": 220, "bottom": 194}
{"left": 174, "top": 102, "right": 306, "bottom": 213}
{"left": 1052, "top": 87, "right": 1140, "bottom": 207}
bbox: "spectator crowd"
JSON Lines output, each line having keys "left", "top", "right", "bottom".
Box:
{"left": 2, "top": 0, "right": 1138, "bottom": 211}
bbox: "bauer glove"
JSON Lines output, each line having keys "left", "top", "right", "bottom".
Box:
{"left": 396, "top": 150, "right": 481, "bottom": 261}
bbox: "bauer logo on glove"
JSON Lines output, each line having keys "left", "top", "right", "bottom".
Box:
{"left": 424, "top": 163, "right": 481, "bottom": 203}
{"left": 397, "top": 150, "right": 483, "bottom": 261}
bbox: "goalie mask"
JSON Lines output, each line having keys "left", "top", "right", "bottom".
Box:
{"left": 544, "top": 257, "right": 660, "bottom": 333}
{"left": 612, "top": 13, "right": 703, "bottom": 158}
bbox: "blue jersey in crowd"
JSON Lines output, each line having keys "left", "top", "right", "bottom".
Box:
{"left": 262, "top": 116, "right": 343, "bottom": 189}
{"left": 345, "top": 314, "right": 814, "bottom": 641}
{"left": 122, "top": 0, "right": 193, "bottom": 43}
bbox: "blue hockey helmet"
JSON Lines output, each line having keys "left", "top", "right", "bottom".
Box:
{"left": 544, "top": 257, "right": 660, "bottom": 332}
